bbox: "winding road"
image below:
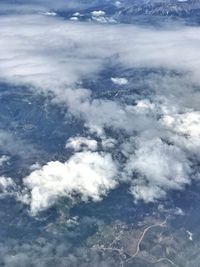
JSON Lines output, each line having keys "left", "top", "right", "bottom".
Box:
{"left": 126, "top": 217, "right": 168, "bottom": 261}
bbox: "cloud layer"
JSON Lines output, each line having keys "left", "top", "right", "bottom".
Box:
{"left": 0, "top": 13, "right": 200, "bottom": 213}
{"left": 1, "top": 15, "right": 200, "bottom": 90}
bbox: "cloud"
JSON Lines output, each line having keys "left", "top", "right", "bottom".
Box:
{"left": 0, "top": 239, "right": 115, "bottom": 267}
{"left": 91, "top": 10, "right": 106, "bottom": 17}
{"left": 162, "top": 111, "right": 200, "bottom": 139}
{"left": 101, "top": 138, "right": 117, "bottom": 150}
{"left": 23, "top": 151, "right": 118, "bottom": 215}
{"left": 53, "top": 88, "right": 136, "bottom": 136}
{"left": 66, "top": 137, "right": 98, "bottom": 152}
{"left": 125, "top": 137, "right": 192, "bottom": 202}
{"left": 0, "top": 176, "right": 16, "bottom": 199}
{"left": 90, "top": 10, "right": 112, "bottom": 23}
{"left": 42, "top": 11, "right": 57, "bottom": 16}
{"left": 1, "top": 13, "right": 200, "bottom": 209}
{"left": 111, "top": 77, "right": 128, "bottom": 85}
{"left": 0, "top": 16, "right": 104, "bottom": 89}
{"left": 1, "top": 15, "right": 200, "bottom": 91}
{"left": 0, "top": 176, "right": 15, "bottom": 192}
{"left": 0, "top": 129, "right": 40, "bottom": 161}
{"left": 0, "top": 155, "right": 9, "bottom": 166}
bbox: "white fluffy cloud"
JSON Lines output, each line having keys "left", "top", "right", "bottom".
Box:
{"left": 126, "top": 138, "right": 192, "bottom": 202}
{"left": 111, "top": 77, "right": 128, "bottom": 85}
{"left": 23, "top": 151, "right": 118, "bottom": 215}
{"left": 66, "top": 137, "right": 98, "bottom": 152}
{"left": 162, "top": 111, "right": 200, "bottom": 139}
{"left": 91, "top": 10, "right": 106, "bottom": 17}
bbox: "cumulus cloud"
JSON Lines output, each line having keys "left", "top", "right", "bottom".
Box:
{"left": 111, "top": 77, "right": 128, "bottom": 85}
{"left": 23, "top": 151, "right": 118, "bottom": 215}
{"left": 91, "top": 10, "right": 106, "bottom": 17}
{"left": 70, "top": 16, "right": 79, "bottom": 21}
{"left": 90, "top": 10, "right": 113, "bottom": 23}
{"left": 66, "top": 137, "right": 98, "bottom": 152}
{"left": 125, "top": 138, "right": 192, "bottom": 202}
{"left": 162, "top": 111, "right": 200, "bottom": 139}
